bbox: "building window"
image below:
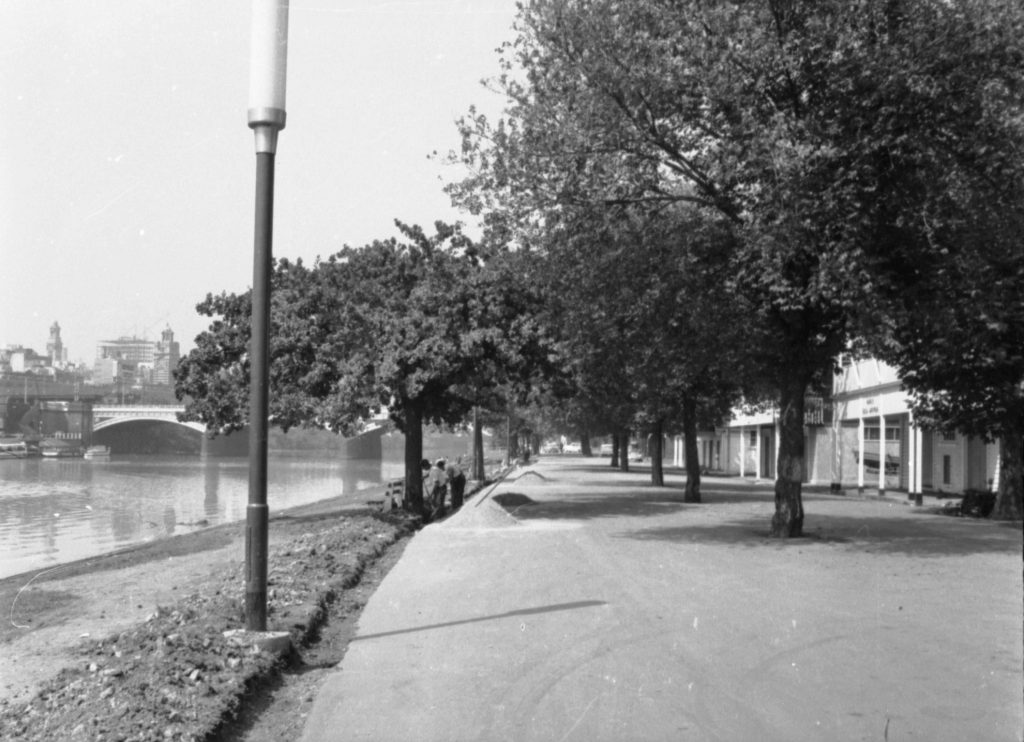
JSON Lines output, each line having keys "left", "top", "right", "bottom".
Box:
{"left": 942, "top": 455, "right": 952, "bottom": 485}
{"left": 865, "top": 426, "right": 900, "bottom": 441}
{"left": 942, "top": 431, "right": 956, "bottom": 442}
{"left": 748, "top": 431, "right": 757, "bottom": 447}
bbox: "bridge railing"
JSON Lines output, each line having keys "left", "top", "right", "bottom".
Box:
{"left": 93, "top": 404, "right": 185, "bottom": 410}
{"left": 93, "top": 405, "right": 186, "bottom": 418}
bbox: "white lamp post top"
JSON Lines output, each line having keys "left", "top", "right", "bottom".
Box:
{"left": 248, "top": 0, "right": 289, "bottom": 153}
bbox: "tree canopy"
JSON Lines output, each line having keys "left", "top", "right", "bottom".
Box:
{"left": 175, "top": 222, "right": 553, "bottom": 514}
{"left": 449, "top": 0, "right": 1024, "bottom": 531}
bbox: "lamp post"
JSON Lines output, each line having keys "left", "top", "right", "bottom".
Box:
{"left": 245, "top": 0, "right": 289, "bottom": 632}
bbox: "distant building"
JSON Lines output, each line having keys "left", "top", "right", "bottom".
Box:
{"left": 95, "top": 336, "right": 155, "bottom": 367}
{"left": 152, "top": 326, "right": 180, "bottom": 386}
{"left": 93, "top": 326, "right": 180, "bottom": 386}
{"left": 7, "top": 346, "right": 50, "bottom": 375}
{"left": 92, "top": 356, "right": 124, "bottom": 386}
{"left": 46, "top": 321, "right": 66, "bottom": 366}
{"left": 680, "top": 355, "right": 1000, "bottom": 497}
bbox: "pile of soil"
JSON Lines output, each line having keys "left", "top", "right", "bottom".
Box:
{"left": 0, "top": 508, "right": 419, "bottom": 742}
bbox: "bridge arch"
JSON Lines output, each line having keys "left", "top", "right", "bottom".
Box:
{"left": 91, "top": 417, "right": 209, "bottom": 455}
{"left": 90, "top": 406, "right": 208, "bottom": 455}
{"left": 91, "top": 405, "right": 205, "bottom": 434}
{"left": 93, "top": 416, "right": 206, "bottom": 433}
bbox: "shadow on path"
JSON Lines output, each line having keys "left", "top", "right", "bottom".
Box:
{"left": 494, "top": 491, "right": 693, "bottom": 520}
{"left": 619, "top": 513, "right": 1022, "bottom": 557}
{"left": 350, "top": 600, "right": 607, "bottom": 642}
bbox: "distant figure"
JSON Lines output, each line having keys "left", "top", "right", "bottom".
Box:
{"left": 427, "top": 458, "right": 448, "bottom": 518}
{"left": 420, "top": 459, "right": 432, "bottom": 513}
{"left": 447, "top": 458, "right": 467, "bottom": 510}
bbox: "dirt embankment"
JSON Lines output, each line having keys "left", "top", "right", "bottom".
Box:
{"left": 0, "top": 496, "right": 421, "bottom": 742}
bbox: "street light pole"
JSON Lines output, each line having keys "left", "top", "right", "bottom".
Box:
{"left": 245, "top": 0, "right": 289, "bottom": 632}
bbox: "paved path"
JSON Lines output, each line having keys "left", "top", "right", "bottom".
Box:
{"left": 300, "top": 457, "right": 1023, "bottom": 742}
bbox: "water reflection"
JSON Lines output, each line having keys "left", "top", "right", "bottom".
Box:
{"left": 163, "top": 506, "right": 176, "bottom": 537}
{"left": 340, "top": 457, "right": 385, "bottom": 501}
{"left": 110, "top": 495, "right": 139, "bottom": 543}
{"left": 0, "top": 452, "right": 410, "bottom": 579}
{"left": 204, "top": 462, "right": 220, "bottom": 520}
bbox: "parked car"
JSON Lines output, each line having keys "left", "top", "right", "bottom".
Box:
{"left": 599, "top": 442, "right": 614, "bottom": 455}
{"left": 563, "top": 442, "right": 582, "bottom": 454}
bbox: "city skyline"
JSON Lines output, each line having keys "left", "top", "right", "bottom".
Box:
{"left": 2, "top": 321, "right": 181, "bottom": 389}
{"left": 1, "top": 1, "right": 517, "bottom": 363}
{"left": 3, "top": 321, "right": 179, "bottom": 360}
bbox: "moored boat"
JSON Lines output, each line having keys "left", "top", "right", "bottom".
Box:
{"left": 83, "top": 445, "right": 111, "bottom": 460}
{"left": 41, "top": 442, "right": 84, "bottom": 458}
{"left": 0, "top": 439, "right": 31, "bottom": 459}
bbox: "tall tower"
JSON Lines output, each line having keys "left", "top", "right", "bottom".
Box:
{"left": 153, "top": 325, "right": 181, "bottom": 385}
{"left": 46, "top": 321, "right": 64, "bottom": 365}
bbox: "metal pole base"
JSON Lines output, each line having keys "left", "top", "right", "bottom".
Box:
{"left": 245, "top": 503, "right": 269, "bottom": 631}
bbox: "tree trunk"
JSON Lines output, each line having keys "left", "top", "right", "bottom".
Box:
{"left": 619, "top": 429, "right": 630, "bottom": 473}
{"left": 682, "top": 397, "right": 701, "bottom": 502}
{"left": 993, "top": 425, "right": 1024, "bottom": 520}
{"left": 651, "top": 418, "right": 665, "bottom": 487}
{"left": 611, "top": 433, "right": 619, "bottom": 467}
{"left": 579, "top": 427, "right": 592, "bottom": 457}
{"left": 472, "top": 406, "right": 485, "bottom": 481}
{"left": 403, "top": 402, "right": 425, "bottom": 515}
{"left": 519, "top": 433, "right": 530, "bottom": 463}
{"left": 771, "top": 378, "right": 807, "bottom": 537}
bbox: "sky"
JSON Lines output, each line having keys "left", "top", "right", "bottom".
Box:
{"left": 0, "top": 0, "right": 518, "bottom": 363}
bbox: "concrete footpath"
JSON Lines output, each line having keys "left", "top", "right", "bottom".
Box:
{"left": 299, "top": 457, "right": 1023, "bottom": 742}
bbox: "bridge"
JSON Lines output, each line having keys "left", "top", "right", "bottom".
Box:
{"left": 92, "top": 405, "right": 205, "bottom": 433}
{"left": 90, "top": 404, "right": 393, "bottom": 456}
{"left": 91, "top": 405, "right": 391, "bottom": 435}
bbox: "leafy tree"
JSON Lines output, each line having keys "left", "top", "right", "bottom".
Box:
{"left": 865, "top": 201, "right": 1024, "bottom": 518}
{"left": 175, "top": 257, "right": 351, "bottom": 436}
{"left": 450, "top": 0, "right": 850, "bottom": 532}
{"left": 842, "top": 2, "right": 1024, "bottom": 519}
{"left": 176, "top": 222, "right": 552, "bottom": 516}
{"left": 618, "top": 208, "right": 748, "bottom": 496}
{"left": 451, "top": 0, "right": 1024, "bottom": 535}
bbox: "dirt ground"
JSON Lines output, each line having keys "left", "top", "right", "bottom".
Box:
{"left": 0, "top": 494, "right": 420, "bottom": 742}
{"left": 211, "top": 540, "right": 409, "bottom": 742}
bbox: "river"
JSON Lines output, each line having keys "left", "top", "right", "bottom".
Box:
{"left": 0, "top": 449, "right": 437, "bottom": 580}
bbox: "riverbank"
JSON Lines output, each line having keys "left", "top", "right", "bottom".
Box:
{"left": 0, "top": 485, "right": 426, "bottom": 741}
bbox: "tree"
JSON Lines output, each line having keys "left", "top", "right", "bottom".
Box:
{"left": 865, "top": 200, "right": 1024, "bottom": 519}
{"left": 176, "top": 222, "right": 552, "bottom": 516}
{"left": 175, "top": 257, "right": 357, "bottom": 436}
{"left": 495, "top": 197, "right": 749, "bottom": 495}
{"left": 451, "top": 0, "right": 1024, "bottom": 535}
{"left": 843, "top": 2, "right": 1024, "bottom": 519}
{"left": 615, "top": 208, "right": 748, "bottom": 496}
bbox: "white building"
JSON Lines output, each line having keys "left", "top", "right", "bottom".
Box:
{"left": 679, "top": 356, "right": 1000, "bottom": 496}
